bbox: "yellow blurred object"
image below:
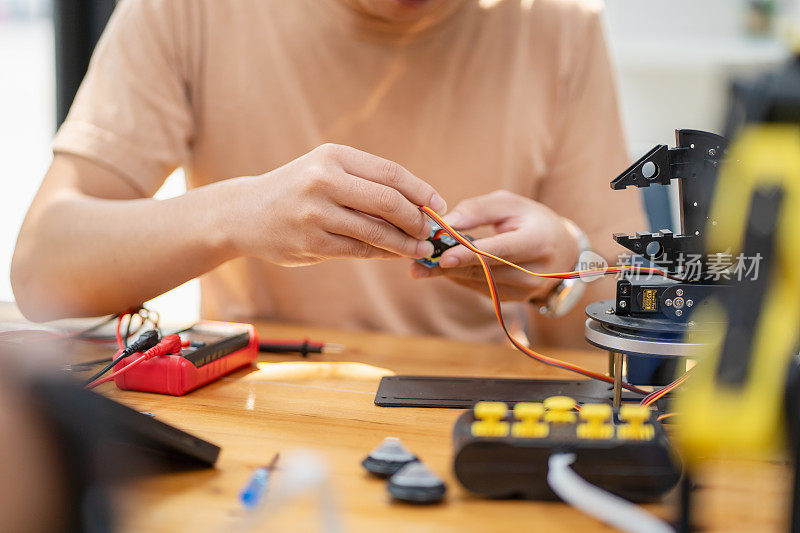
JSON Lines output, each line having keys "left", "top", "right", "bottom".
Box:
{"left": 512, "top": 402, "right": 549, "bottom": 438}
{"left": 471, "top": 401, "right": 510, "bottom": 437}
{"left": 543, "top": 396, "right": 577, "bottom": 424}
{"left": 676, "top": 125, "right": 800, "bottom": 460}
{"left": 577, "top": 403, "right": 614, "bottom": 440}
{"left": 618, "top": 405, "right": 655, "bottom": 441}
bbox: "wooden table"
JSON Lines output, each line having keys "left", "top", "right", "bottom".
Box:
{"left": 4, "top": 306, "right": 790, "bottom": 532}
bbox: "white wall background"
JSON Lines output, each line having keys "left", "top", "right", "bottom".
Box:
{"left": 0, "top": 0, "right": 796, "bottom": 323}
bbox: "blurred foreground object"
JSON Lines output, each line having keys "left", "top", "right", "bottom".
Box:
{"left": 0, "top": 336, "right": 219, "bottom": 532}
{"left": 674, "top": 47, "right": 800, "bottom": 531}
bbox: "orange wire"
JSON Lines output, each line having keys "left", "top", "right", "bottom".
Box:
{"left": 420, "top": 206, "right": 648, "bottom": 395}
{"left": 641, "top": 370, "right": 693, "bottom": 407}
{"left": 420, "top": 206, "right": 684, "bottom": 282}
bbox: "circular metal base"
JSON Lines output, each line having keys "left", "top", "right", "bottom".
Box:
{"left": 585, "top": 300, "right": 714, "bottom": 335}
{"left": 584, "top": 318, "right": 700, "bottom": 358}
{"left": 584, "top": 300, "right": 701, "bottom": 406}
{"left": 584, "top": 300, "right": 703, "bottom": 358}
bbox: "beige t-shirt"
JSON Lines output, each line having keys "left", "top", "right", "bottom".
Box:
{"left": 53, "top": 0, "right": 644, "bottom": 343}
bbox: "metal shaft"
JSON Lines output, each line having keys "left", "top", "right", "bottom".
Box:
{"left": 612, "top": 352, "right": 623, "bottom": 408}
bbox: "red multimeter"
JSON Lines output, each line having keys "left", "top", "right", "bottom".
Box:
{"left": 113, "top": 321, "right": 259, "bottom": 396}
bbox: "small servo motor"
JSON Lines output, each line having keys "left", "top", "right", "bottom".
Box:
{"left": 414, "top": 222, "right": 473, "bottom": 268}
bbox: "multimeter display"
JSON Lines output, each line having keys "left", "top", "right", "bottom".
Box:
{"left": 179, "top": 324, "right": 251, "bottom": 368}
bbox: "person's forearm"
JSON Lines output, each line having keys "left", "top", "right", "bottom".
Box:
{"left": 11, "top": 178, "right": 242, "bottom": 321}
{"left": 14, "top": 144, "right": 445, "bottom": 322}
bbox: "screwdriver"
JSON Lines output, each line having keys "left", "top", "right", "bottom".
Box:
{"left": 240, "top": 453, "right": 280, "bottom": 509}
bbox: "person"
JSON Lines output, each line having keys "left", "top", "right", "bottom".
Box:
{"left": 12, "top": 0, "right": 644, "bottom": 347}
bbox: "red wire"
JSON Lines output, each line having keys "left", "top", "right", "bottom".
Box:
{"left": 86, "top": 334, "right": 182, "bottom": 389}
{"left": 640, "top": 369, "right": 693, "bottom": 407}
{"left": 86, "top": 353, "right": 148, "bottom": 389}
{"left": 478, "top": 252, "right": 647, "bottom": 394}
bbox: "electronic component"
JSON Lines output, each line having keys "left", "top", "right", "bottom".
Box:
{"left": 387, "top": 462, "right": 447, "bottom": 504}
{"left": 605, "top": 129, "right": 730, "bottom": 324}
{"left": 583, "top": 130, "right": 730, "bottom": 402}
{"left": 452, "top": 399, "right": 680, "bottom": 502}
{"left": 414, "top": 221, "right": 473, "bottom": 268}
{"left": 615, "top": 277, "right": 724, "bottom": 322}
{"left": 112, "top": 321, "right": 258, "bottom": 396}
{"left": 84, "top": 329, "right": 161, "bottom": 384}
{"left": 362, "top": 437, "right": 418, "bottom": 478}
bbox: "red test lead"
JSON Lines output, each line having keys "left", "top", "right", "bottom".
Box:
{"left": 86, "top": 334, "right": 183, "bottom": 389}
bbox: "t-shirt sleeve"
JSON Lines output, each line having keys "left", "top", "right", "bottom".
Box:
{"left": 537, "top": 2, "right": 645, "bottom": 262}
{"left": 52, "top": 0, "right": 194, "bottom": 197}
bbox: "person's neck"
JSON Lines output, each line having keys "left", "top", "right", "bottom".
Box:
{"left": 328, "top": 0, "right": 470, "bottom": 38}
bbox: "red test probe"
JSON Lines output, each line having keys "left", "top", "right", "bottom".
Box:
{"left": 101, "top": 321, "right": 259, "bottom": 396}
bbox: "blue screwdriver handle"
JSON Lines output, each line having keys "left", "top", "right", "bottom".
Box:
{"left": 240, "top": 467, "right": 270, "bottom": 509}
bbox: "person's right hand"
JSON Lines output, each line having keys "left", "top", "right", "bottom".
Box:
{"left": 229, "top": 144, "right": 447, "bottom": 266}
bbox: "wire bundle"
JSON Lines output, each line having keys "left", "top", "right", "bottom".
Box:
{"left": 85, "top": 334, "right": 184, "bottom": 389}
{"left": 640, "top": 370, "right": 693, "bottom": 407}
{"left": 419, "top": 205, "right": 692, "bottom": 398}
{"left": 83, "top": 309, "right": 161, "bottom": 386}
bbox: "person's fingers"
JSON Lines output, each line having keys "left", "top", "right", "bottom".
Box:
{"left": 324, "top": 208, "right": 434, "bottom": 258}
{"left": 322, "top": 234, "right": 400, "bottom": 259}
{"left": 441, "top": 190, "right": 523, "bottom": 229}
{"left": 409, "top": 262, "right": 444, "bottom": 279}
{"left": 437, "top": 231, "right": 550, "bottom": 269}
{"left": 332, "top": 174, "right": 431, "bottom": 240}
{"left": 321, "top": 144, "right": 447, "bottom": 213}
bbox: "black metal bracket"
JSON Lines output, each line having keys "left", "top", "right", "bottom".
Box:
{"left": 610, "top": 144, "right": 691, "bottom": 189}
{"left": 610, "top": 130, "right": 728, "bottom": 277}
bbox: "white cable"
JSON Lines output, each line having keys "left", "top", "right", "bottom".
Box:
{"left": 547, "top": 453, "right": 674, "bottom": 533}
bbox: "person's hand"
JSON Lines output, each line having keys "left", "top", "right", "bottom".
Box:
{"left": 230, "top": 144, "right": 447, "bottom": 266}
{"left": 409, "top": 190, "right": 578, "bottom": 301}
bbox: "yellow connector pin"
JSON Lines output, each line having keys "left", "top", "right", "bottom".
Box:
{"left": 512, "top": 402, "right": 549, "bottom": 438}
{"left": 471, "top": 401, "right": 510, "bottom": 437}
{"left": 577, "top": 403, "right": 614, "bottom": 440}
{"left": 543, "top": 396, "right": 577, "bottom": 424}
{"left": 618, "top": 405, "right": 655, "bottom": 440}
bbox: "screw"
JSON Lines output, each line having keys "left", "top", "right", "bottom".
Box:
{"left": 665, "top": 299, "right": 673, "bottom": 306}
{"left": 687, "top": 299, "right": 694, "bottom": 307}
{"left": 675, "top": 309, "right": 683, "bottom": 317}
{"left": 676, "top": 289, "right": 684, "bottom": 296}
{"left": 708, "top": 148, "right": 717, "bottom": 157}
{"left": 606, "top": 308, "right": 615, "bottom": 314}
{"left": 618, "top": 301, "right": 627, "bottom": 308}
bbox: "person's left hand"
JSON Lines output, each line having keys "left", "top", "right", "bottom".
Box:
{"left": 409, "top": 190, "right": 579, "bottom": 301}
